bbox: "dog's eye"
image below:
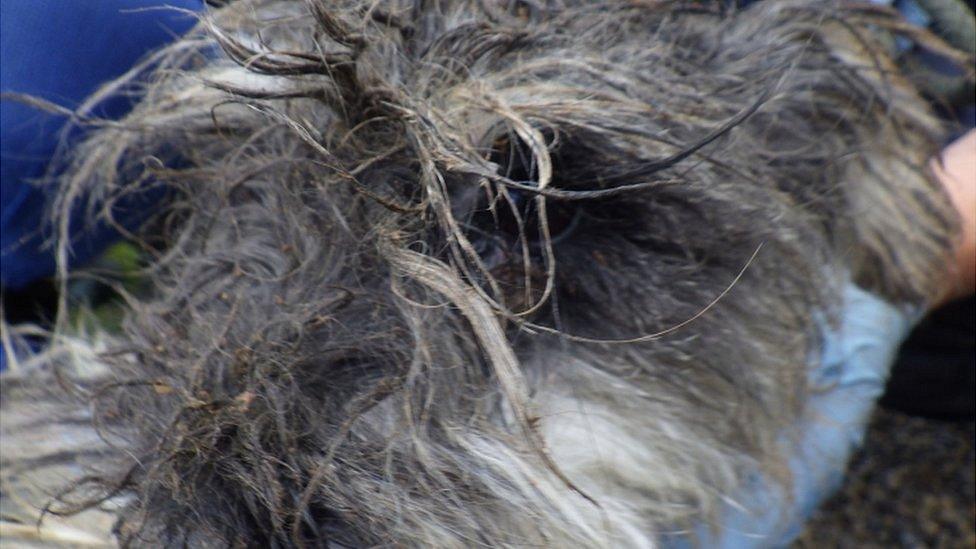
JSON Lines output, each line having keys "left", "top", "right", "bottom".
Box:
{"left": 464, "top": 133, "right": 580, "bottom": 263}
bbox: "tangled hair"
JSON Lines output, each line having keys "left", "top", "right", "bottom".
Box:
{"left": 1, "top": 0, "right": 967, "bottom": 546}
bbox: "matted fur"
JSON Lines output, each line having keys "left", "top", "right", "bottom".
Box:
{"left": 0, "top": 0, "right": 966, "bottom": 547}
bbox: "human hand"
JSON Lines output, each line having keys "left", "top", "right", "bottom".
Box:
{"left": 932, "top": 129, "right": 976, "bottom": 307}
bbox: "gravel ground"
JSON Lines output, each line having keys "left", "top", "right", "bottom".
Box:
{"left": 794, "top": 408, "right": 975, "bottom": 549}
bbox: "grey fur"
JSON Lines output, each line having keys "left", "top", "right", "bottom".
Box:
{"left": 0, "top": 0, "right": 965, "bottom": 547}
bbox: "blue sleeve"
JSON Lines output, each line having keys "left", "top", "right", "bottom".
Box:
{"left": 665, "top": 284, "right": 919, "bottom": 548}
{"left": 1, "top": 0, "right": 204, "bottom": 290}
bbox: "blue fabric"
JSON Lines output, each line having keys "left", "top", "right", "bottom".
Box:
{"left": 666, "top": 284, "right": 918, "bottom": 548}
{"left": 1, "top": 0, "right": 203, "bottom": 291}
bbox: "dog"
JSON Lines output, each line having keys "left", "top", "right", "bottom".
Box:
{"left": 0, "top": 0, "right": 966, "bottom": 546}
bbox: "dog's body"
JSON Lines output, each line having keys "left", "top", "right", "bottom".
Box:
{"left": 0, "top": 1, "right": 963, "bottom": 546}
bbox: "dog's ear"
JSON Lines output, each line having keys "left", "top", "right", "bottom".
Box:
{"left": 814, "top": 13, "right": 963, "bottom": 303}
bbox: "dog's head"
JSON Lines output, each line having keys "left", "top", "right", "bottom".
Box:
{"left": 0, "top": 1, "right": 962, "bottom": 546}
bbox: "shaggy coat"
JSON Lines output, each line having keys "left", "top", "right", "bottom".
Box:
{"left": 0, "top": 0, "right": 966, "bottom": 547}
